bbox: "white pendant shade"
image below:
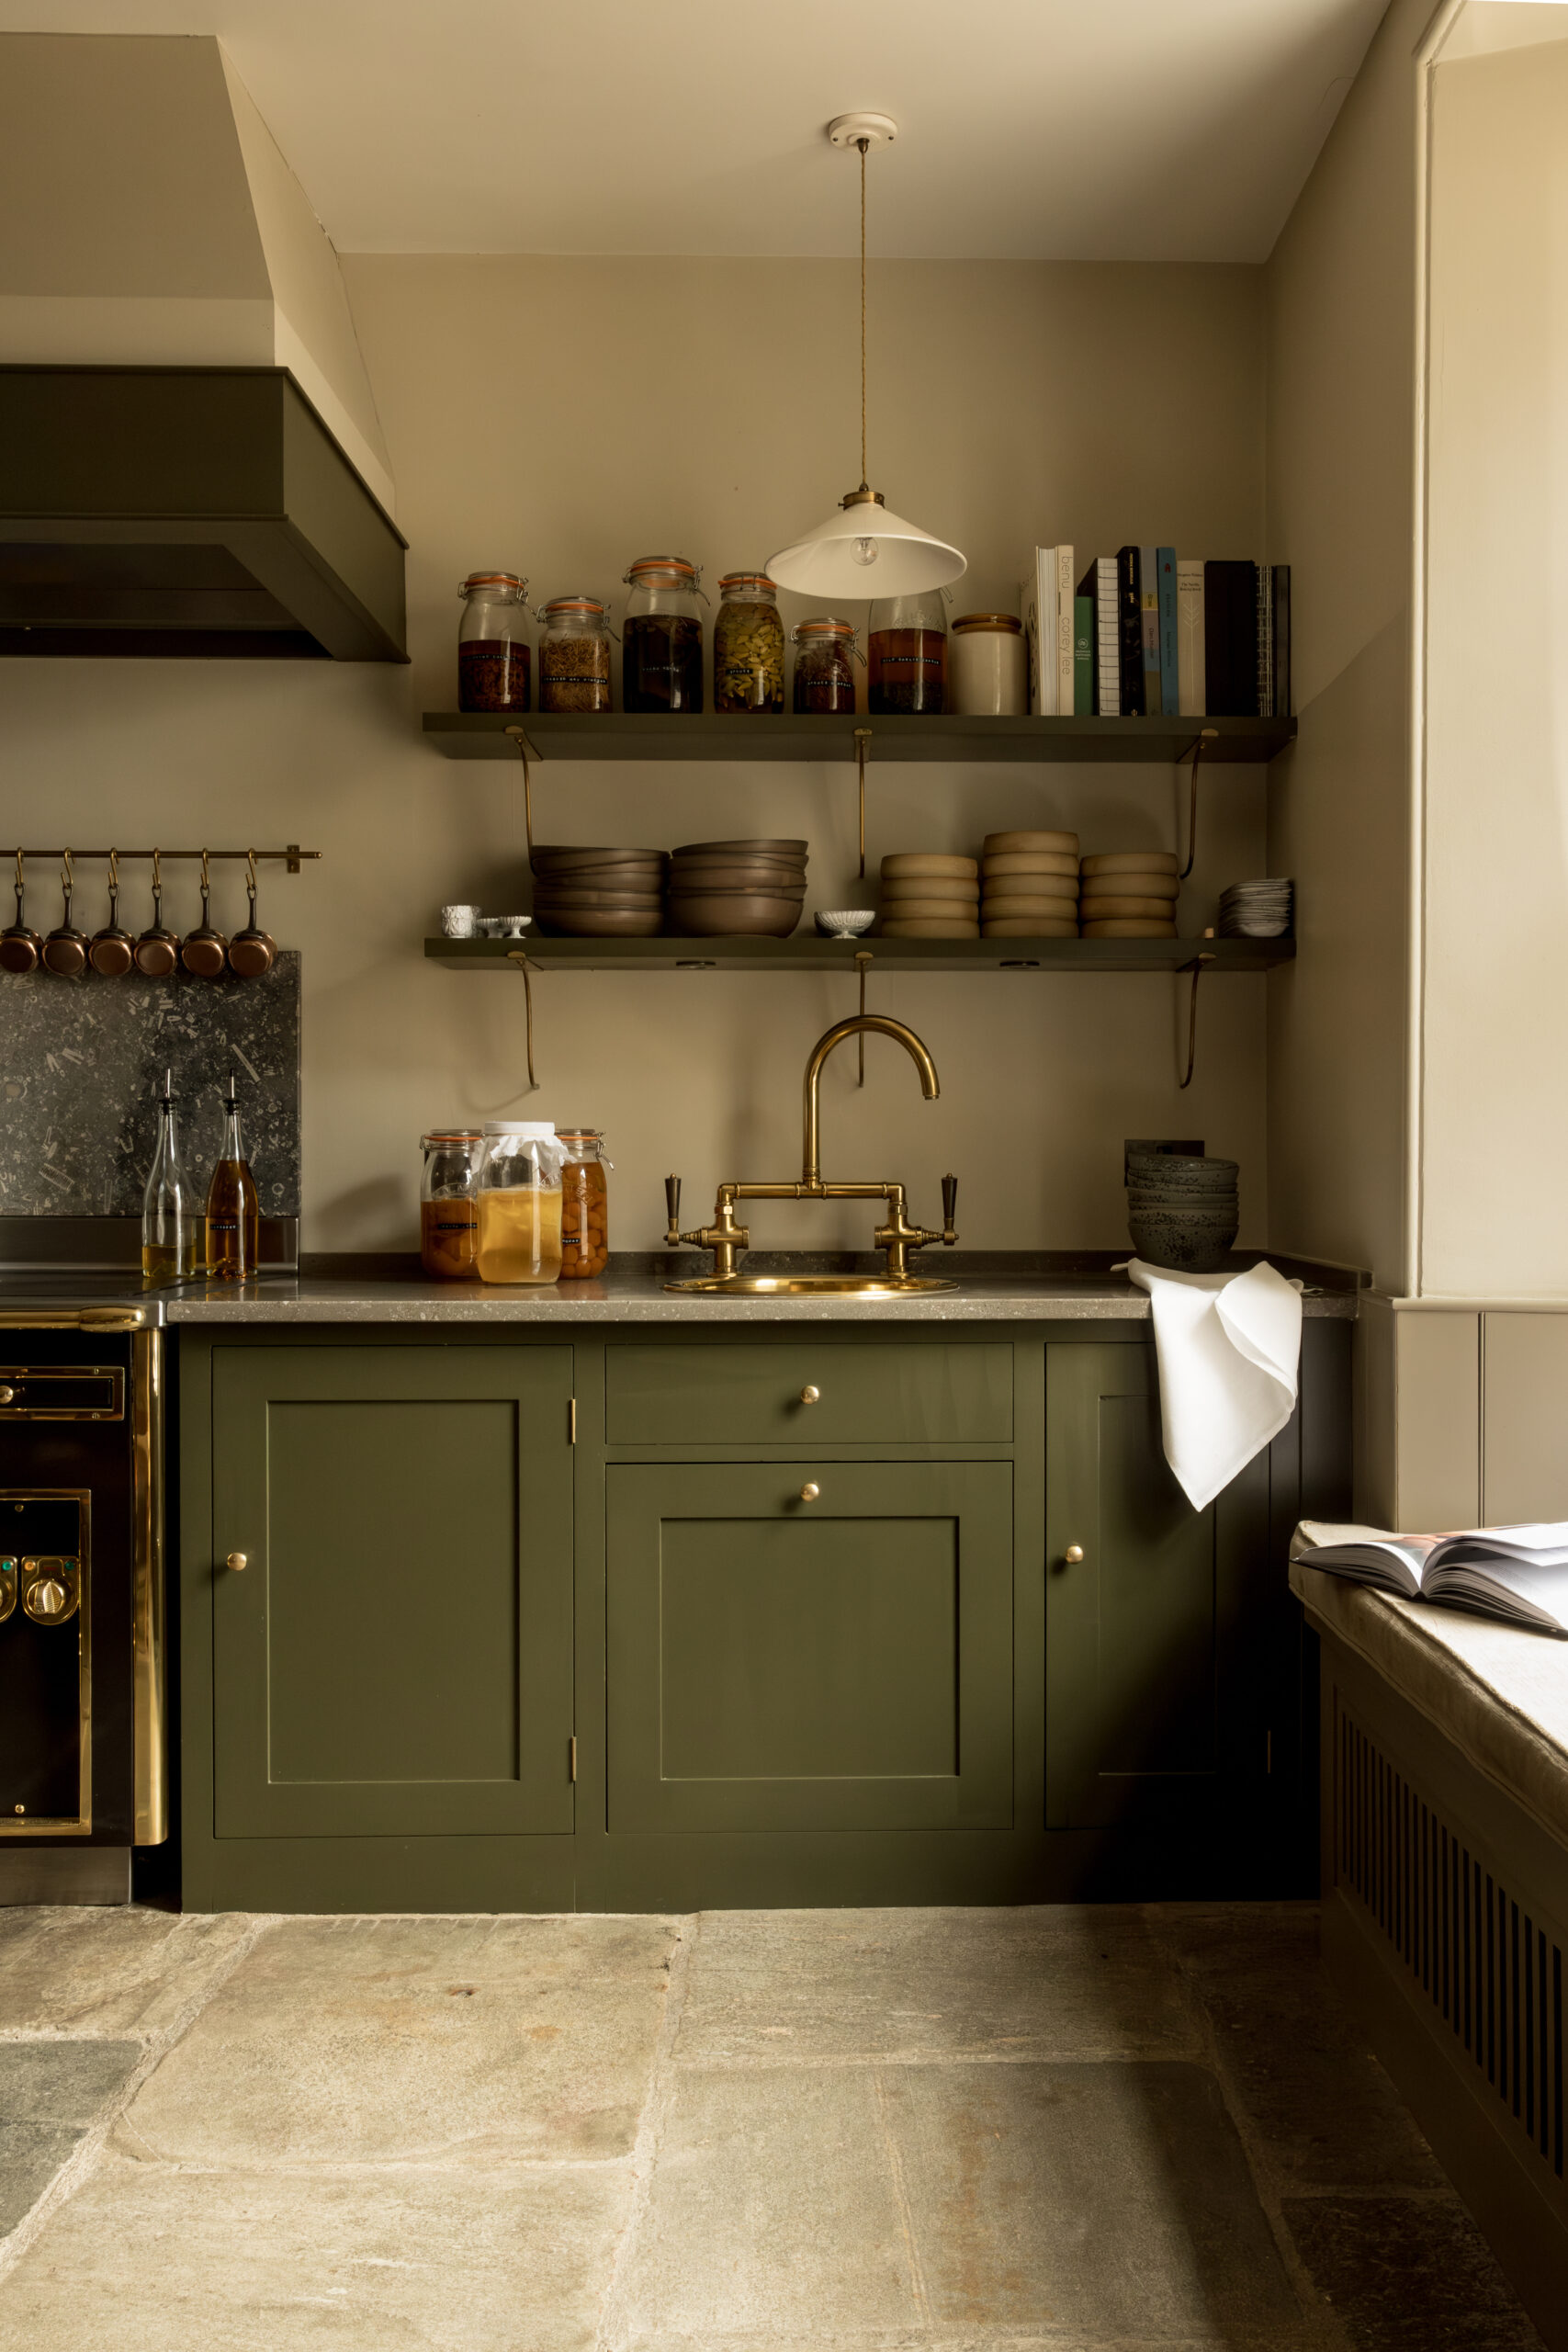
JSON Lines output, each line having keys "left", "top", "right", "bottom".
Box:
{"left": 765, "top": 497, "right": 967, "bottom": 600}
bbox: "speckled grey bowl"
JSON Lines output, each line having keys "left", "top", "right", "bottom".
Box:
{"left": 1128, "top": 1203, "right": 1239, "bottom": 1272}
{"left": 1126, "top": 1154, "right": 1238, "bottom": 1193}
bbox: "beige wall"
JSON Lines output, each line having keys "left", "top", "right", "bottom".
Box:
{"left": 0, "top": 254, "right": 1273, "bottom": 1257}
{"left": 1263, "top": 0, "right": 1427, "bottom": 1296}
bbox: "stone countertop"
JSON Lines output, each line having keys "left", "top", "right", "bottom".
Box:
{"left": 167, "top": 1270, "right": 1360, "bottom": 1325}
{"left": 1292, "top": 1561, "right": 1568, "bottom": 1854}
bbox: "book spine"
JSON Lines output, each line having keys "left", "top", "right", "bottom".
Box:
{"left": 1020, "top": 555, "right": 1043, "bottom": 714}
{"left": 1272, "top": 564, "right": 1291, "bottom": 718}
{"left": 1055, "top": 545, "right": 1075, "bottom": 716}
{"left": 1094, "top": 555, "right": 1120, "bottom": 717}
{"left": 1038, "top": 548, "right": 1058, "bottom": 716}
{"left": 1139, "top": 543, "right": 1161, "bottom": 715}
{"left": 1177, "top": 558, "right": 1204, "bottom": 716}
{"left": 1257, "top": 565, "right": 1271, "bottom": 718}
{"left": 1203, "top": 561, "right": 1258, "bottom": 716}
{"left": 1116, "top": 546, "right": 1144, "bottom": 717}
{"left": 1073, "top": 596, "right": 1093, "bottom": 716}
{"left": 1156, "top": 547, "right": 1179, "bottom": 719}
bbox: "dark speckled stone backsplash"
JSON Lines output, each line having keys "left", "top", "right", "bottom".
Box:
{"left": 0, "top": 955, "right": 299, "bottom": 1216}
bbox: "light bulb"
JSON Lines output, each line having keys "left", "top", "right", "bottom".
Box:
{"left": 850, "top": 536, "right": 879, "bottom": 567}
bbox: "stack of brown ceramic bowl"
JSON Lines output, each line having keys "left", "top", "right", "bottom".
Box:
{"left": 668, "top": 839, "right": 807, "bottom": 937}
{"left": 531, "top": 846, "right": 669, "bottom": 937}
{"left": 879, "top": 854, "right": 979, "bottom": 938}
{"left": 1078, "top": 850, "right": 1179, "bottom": 939}
{"left": 980, "top": 830, "right": 1079, "bottom": 936}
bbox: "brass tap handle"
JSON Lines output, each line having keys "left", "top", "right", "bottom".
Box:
{"left": 664, "top": 1174, "right": 682, "bottom": 1246}
{"left": 942, "top": 1173, "right": 958, "bottom": 1243}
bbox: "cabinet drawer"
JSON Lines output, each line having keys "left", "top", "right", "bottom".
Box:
{"left": 606, "top": 1340, "right": 1012, "bottom": 1446}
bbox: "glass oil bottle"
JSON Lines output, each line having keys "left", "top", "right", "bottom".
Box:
{"left": 141, "top": 1069, "right": 198, "bottom": 1284}
{"left": 205, "top": 1073, "right": 260, "bottom": 1279}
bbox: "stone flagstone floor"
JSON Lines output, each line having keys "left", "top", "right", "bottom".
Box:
{"left": 0, "top": 1902, "right": 1545, "bottom": 2350}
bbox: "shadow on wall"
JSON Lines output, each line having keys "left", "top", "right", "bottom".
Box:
{"left": 311, "top": 1176, "right": 408, "bottom": 1254}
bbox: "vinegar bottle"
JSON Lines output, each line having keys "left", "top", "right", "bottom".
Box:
{"left": 141, "top": 1069, "right": 197, "bottom": 1284}
{"left": 205, "top": 1073, "right": 260, "bottom": 1279}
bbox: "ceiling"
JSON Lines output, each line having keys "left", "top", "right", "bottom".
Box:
{"left": 0, "top": 0, "right": 1393, "bottom": 262}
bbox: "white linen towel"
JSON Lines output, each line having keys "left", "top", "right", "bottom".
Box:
{"left": 1122, "top": 1259, "right": 1304, "bottom": 1510}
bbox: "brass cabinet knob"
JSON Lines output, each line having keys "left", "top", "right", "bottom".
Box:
{"left": 1064, "top": 1544, "right": 1085, "bottom": 1565}
{"left": 226, "top": 1551, "right": 248, "bottom": 1572}
{"left": 798, "top": 1483, "right": 820, "bottom": 1503}
{"left": 799, "top": 1385, "right": 820, "bottom": 1405}
{"left": 0, "top": 1386, "right": 14, "bottom": 1405}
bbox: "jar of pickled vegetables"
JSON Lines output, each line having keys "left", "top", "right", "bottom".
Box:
{"left": 457, "top": 573, "right": 530, "bottom": 712}
{"left": 420, "top": 1130, "right": 483, "bottom": 1280}
{"left": 792, "top": 617, "right": 863, "bottom": 713}
{"left": 713, "top": 574, "right": 784, "bottom": 713}
{"left": 558, "top": 1129, "right": 613, "bottom": 1278}
{"left": 622, "top": 557, "right": 705, "bottom": 713}
{"left": 476, "top": 1121, "right": 564, "bottom": 1284}
{"left": 536, "top": 594, "right": 614, "bottom": 713}
{"left": 868, "top": 589, "right": 947, "bottom": 715}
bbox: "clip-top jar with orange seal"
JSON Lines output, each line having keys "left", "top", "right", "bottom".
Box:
{"left": 420, "top": 1131, "right": 483, "bottom": 1279}
{"left": 621, "top": 557, "right": 705, "bottom": 712}
{"left": 714, "top": 573, "right": 784, "bottom": 712}
{"left": 457, "top": 572, "right": 530, "bottom": 712}
{"left": 558, "top": 1129, "right": 613, "bottom": 1278}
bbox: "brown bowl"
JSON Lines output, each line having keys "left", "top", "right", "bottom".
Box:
{"left": 673, "top": 838, "right": 807, "bottom": 857}
{"left": 668, "top": 893, "right": 801, "bottom": 938}
{"left": 532, "top": 845, "right": 668, "bottom": 867}
{"left": 535, "top": 906, "right": 664, "bottom": 936}
{"left": 667, "top": 868, "right": 806, "bottom": 894}
{"left": 534, "top": 886, "right": 666, "bottom": 909}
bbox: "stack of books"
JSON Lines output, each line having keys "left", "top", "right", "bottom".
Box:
{"left": 1022, "top": 548, "right": 1291, "bottom": 719}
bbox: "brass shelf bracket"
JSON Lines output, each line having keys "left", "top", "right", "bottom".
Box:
{"left": 1178, "top": 952, "right": 1216, "bottom": 1090}
{"left": 853, "top": 727, "right": 872, "bottom": 879}
{"left": 854, "top": 948, "right": 874, "bottom": 1085}
{"left": 505, "top": 726, "right": 543, "bottom": 873}
{"left": 506, "top": 947, "right": 540, "bottom": 1090}
{"left": 1176, "top": 727, "right": 1218, "bottom": 882}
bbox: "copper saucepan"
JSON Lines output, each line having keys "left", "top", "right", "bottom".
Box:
{"left": 88, "top": 850, "right": 136, "bottom": 977}
{"left": 133, "top": 850, "right": 180, "bottom": 978}
{"left": 0, "top": 852, "right": 42, "bottom": 975}
{"left": 228, "top": 850, "right": 276, "bottom": 978}
{"left": 41, "top": 850, "right": 90, "bottom": 977}
{"left": 180, "top": 848, "right": 228, "bottom": 978}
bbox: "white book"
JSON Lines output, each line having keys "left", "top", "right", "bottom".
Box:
{"left": 1054, "top": 545, "right": 1075, "bottom": 717}
{"left": 1177, "top": 559, "right": 1205, "bottom": 717}
{"left": 1092, "top": 554, "right": 1119, "bottom": 717}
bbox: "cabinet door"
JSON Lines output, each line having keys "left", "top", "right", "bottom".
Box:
{"left": 1045, "top": 1342, "right": 1271, "bottom": 1828}
{"left": 606, "top": 1461, "right": 1013, "bottom": 1834}
{"left": 212, "top": 1346, "right": 573, "bottom": 1838}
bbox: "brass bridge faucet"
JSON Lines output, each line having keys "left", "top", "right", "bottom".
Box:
{"left": 665, "top": 1014, "right": 959, "bottom": 1281}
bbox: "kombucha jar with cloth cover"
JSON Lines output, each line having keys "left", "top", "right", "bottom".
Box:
{"left": 420, "top": 1130, "right": 484, "bottom": 1280}
{"left": 557, "top": 1129, "right": 613, "bottom": 1278}
{"left": 476, "top": 1121, "right": 564, "bottom": 1284}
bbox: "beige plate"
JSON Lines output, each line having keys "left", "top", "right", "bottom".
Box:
{"left": 880, "top": 854, "right": 978, "bottom": 879}
{"left": 985, "top": 830, "right": 1078, "bottom": 856}
{"left": 879, "top": 897, "right": 984, "bottom": 921}
{"left": 983, "top": 919, "right": 1079, "bottom": 938}
{"left": 1080, "top": 894, "right": 1182, "bottom": 921}
{"left": 881, "top": 918, "right": 982, "bottom": 938}
{"left": 665, "top": 1272, "right": 957, "bottom": 1296}
{"left": 1081, "top": 918, "right": 1179, "bottom": 938}
{"left": 983, "top": 852, "right": 1079, "bottom": 879}
{"left": 983, "top": 880, "right": 1077, "bottom": 903}
{"left": 881, "top": 877, "right": 980, "bottom": 902}
{"left": 1080, "top": 850, "right": 1179, "bottom": 877}
{"left": 1079, "top": 870, "right": 1179, "bottom": 899}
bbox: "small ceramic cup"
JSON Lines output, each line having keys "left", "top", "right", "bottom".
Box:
{"left": 441, "top": 904, "right": 481, "bottom": 938}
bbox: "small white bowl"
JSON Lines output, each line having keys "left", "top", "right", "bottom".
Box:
{"left": 478, "top": 915, "right": 533, "bottom": 938}
{"left": 815, "top": 909, "right": 875, "bottom": 939}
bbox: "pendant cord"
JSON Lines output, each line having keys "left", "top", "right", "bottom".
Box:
{"left": 859, "top": 137, "right": 868, "bottom": 490}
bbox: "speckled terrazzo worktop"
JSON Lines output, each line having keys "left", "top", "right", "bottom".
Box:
{"left": 167, "top": 1269, "right": 1359, "bottom": 1324}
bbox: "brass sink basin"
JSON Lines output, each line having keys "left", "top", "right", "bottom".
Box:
{"left": 664, "top": 1272, "right": 957, "bottom": 1296}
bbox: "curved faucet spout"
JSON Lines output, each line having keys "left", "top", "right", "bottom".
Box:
{"left": 802, "top": 1013, "right": 940, "bottom": 1186}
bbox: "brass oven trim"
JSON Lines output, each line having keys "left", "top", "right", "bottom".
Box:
{"left": 0, "top": 1307, "right": 144, "bottom": 1331}
{"left": 0, "top": 1364, "right": 125, "bottom": 1420}
{"left": 131, "top": 1329, "right": 167, "bottom": 1845}
{"left": 0, "top": 1487, "right": 91, "bottom": 1836}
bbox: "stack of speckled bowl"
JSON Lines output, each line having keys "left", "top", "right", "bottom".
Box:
{"left": 1125, "top": 1152, "right": 1239, "bottom": 1272}
{"left": 532, "top": 846, "right": 668, "bottom": 936}
{"left": 668, "top": 839, "right": 807, "bottom": 937}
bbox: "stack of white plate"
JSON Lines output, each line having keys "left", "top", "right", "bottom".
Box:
{"left": 1079, "top": 851, "right": 1179, "bottom": 939}
{"left": 1218, "top": 878, "right": 1293, "bottom": 937}
{"left": 880, "top": 854, "right": 980, "bottom": 938}
{"left": 980, "top": 831, "right": 1079, "bottom": 938}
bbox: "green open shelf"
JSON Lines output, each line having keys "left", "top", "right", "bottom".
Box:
{"left": 425, "top": 934, "right": 1293, "bottom": 976}
{"left": 423, "top": 712, "right": 1296, "bottom": 765}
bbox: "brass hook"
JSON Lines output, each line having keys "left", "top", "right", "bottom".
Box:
{"left": 1177, "top": 728, "right": 1217, "bottom": 882}
{"left": 506, "top": 948, "right": 539, "bottom": 1090}
{"left": 853, "top": 727, "right": 872, "bottom": 881}
{"left": 1178, "top": 953, "right": 1215, "bottom": 1090}
{"left": 506, "top": 726, "right": 538, "bottom": 874}
{"left": 246, "top": 846, "right": 258, "bottom": 898}
{"left": 855, "top": 948, "right": 874, "bottom": 1086}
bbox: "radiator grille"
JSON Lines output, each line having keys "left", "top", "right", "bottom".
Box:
{"left": 1336, "top": 1705, "right": 1564, "bottom": 2184}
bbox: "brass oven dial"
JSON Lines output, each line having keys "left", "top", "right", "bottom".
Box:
{"left": 21, "top": 1557, "right": 81, "bottom": 1624}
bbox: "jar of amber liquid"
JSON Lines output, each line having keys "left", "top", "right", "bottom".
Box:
{"left": 420, "top": 1130, "right": 483, "bottom": 1279}
{"left": 558, "top": 1129, "right": 612, "bottom": 1278}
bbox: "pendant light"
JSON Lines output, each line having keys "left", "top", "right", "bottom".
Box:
{"left": 765, "top": 113, "right": 966, "bottom": 600}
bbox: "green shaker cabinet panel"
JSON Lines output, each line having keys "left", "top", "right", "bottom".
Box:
{"left": 210, "top": 1345, "right": 574, "bottom": 1838}
{"left": 605, "top": 1460, "right": 1013, "bottom": 1834}
{"left": 1044, "top": 1342, "right": 1273, "bottom": 1829}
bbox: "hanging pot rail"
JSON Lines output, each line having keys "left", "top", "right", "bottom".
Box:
{"left": 1, "top": 847, "right": 319, "bottom": 870}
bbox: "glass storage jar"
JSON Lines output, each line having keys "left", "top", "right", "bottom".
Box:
{"left": 621, "top": 557, "right": 705, "bottom": 713}
{"left": 536, "top": 594, "right": 614, "bottom": 713}
{"left": 868, "top": 590, "right": 947, "bottom": 715}
{"left": 950, "top": 612, "right": 1026, "bottom": 716}
{"left": 420, "top": 1130, "right": 484, "bottom": 1280}
{"left": 457, "top": 572, "right": 530, "bottom": 712}
{"left": 792, "top": 617, "right": 863, "bottom": 713}
{"left": 713, "top": 574, "right": 784, "bottom": 712}
{"left": 558, "top": 1128, "right": 613, "bottom": 1278}
{"left": 476, "top": 1121, "right": 564, "bottom": 1284}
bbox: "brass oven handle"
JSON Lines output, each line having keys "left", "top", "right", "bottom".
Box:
{"left": 1064, "top": 1544, "right": 1085, "bottom": 1565}
{"left": 225, "top": 1551, "right": 248, "bottom": 1572}
{"left": 798, "top": 1484, "right": 820, "bottom": 1503}
{"left": 799, "top": 1385, "right": 820, "bottom": 1405}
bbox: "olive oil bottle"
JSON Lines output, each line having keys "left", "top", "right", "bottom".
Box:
{"left": 141, "top": 1069, "right": 197, "bottom": 1284}
{"left": 205, "top": 1073, "right": 260, "bottom": 1279}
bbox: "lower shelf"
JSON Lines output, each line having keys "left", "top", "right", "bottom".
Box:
{"left": 425, "top": 934, "right": 1294, "bottom": 975}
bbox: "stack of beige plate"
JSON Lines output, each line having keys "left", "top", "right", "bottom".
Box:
{"left": 1079, "top": 850, "right": 1180, "bottom": 939}
{"left": 879, "top": 854, "right": 979, "bottom": 939}
{"left": 981, "top": 830, "right": 1079, "bottom": 937}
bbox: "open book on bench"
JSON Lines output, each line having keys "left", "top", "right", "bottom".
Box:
{"left": 1291, "top": 1521, "right": 1568, "bottom": 1636}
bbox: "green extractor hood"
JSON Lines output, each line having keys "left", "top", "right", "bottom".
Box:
{"left": 0, "top": 366, "right": 408, "bottom": 662}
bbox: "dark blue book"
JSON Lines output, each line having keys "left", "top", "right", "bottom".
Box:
{"left": 1156, "top": 548, "right": 1179, "bottom": 718}
{"left": 1116, "top": 547, "right": 1145, "bottom": 717}
{"left": 1139, "top": 544, "right": 1161, "bottom": 714}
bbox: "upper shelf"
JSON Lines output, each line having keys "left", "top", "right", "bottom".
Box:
{"left": 423, "top": 713, "right": 1297, "bottom": 765}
